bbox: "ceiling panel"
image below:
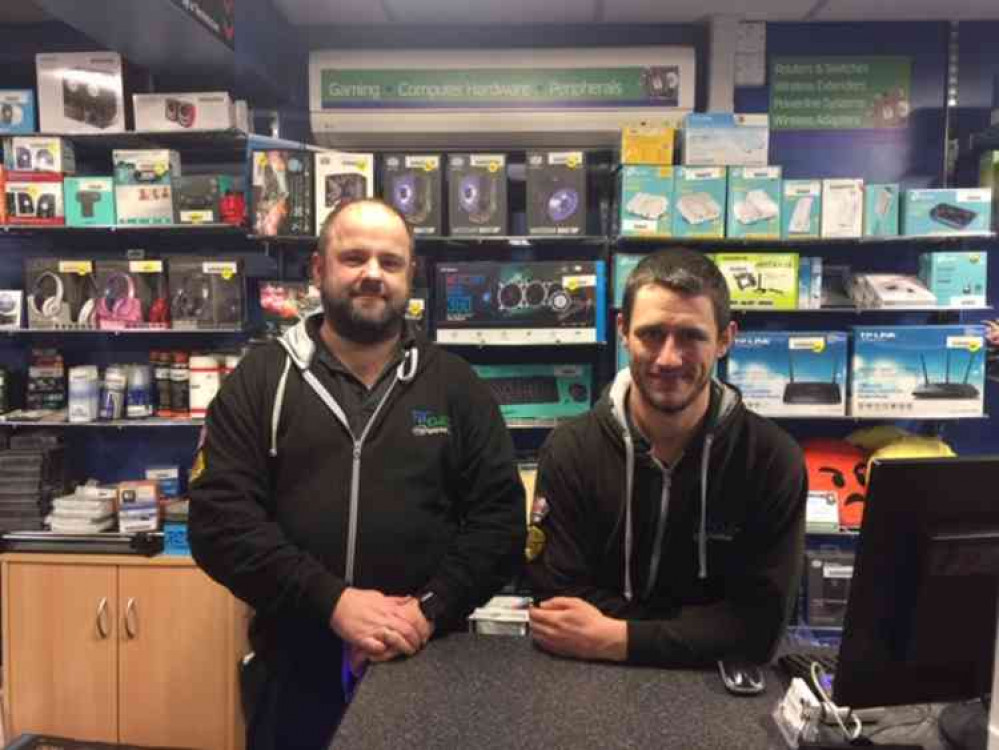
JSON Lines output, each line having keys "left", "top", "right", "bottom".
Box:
{"left": 384, "top": 0, "right": 600, "bottom": 25}
{"left": 271, "top": 0, "right": 390, "bottom": 26}
{"left": 605, "top": 0, "right": 813, "bottom": 23}
{"left": 815, "top": 0, "right": 999, "bottom": 20}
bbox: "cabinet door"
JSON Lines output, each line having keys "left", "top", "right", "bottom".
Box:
{"left": 5, "top": 562, "right": 118, "bottom": 742}
{"left": 118, "top": 566, "right": 232, "bottom": 750}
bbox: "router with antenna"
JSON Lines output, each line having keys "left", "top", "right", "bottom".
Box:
{"left": 912, "top": 349, "right": 980, "bottom": 400}
{"left": 783, "top": 347, "right": 843, "bottom": 405}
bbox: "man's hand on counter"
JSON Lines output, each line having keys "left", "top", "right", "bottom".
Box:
{"left": 330, "top": 588, "right": 430, "bottom": 662}
{"left": 529, "top": 597, "right": 628, "bottom": 662}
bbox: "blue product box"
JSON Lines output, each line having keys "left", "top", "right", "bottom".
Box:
{"left": 903, "top": 188, "right": 992, "bottom": 236}
{"left": 798, "top": 258, "right": 812, "bottom": 310}
{"left": 851, "top": 325, "right": 986, "bottom": 418}
{"left": 472, "top": 364, "right": 592, "bottom": 426}
{"left": 163, "top": 522, "right": 190, "bottom": 556}
{"left": 0, "top": 91, "right": 36, "bottom": 134}
{"left": 682, "top": 113, "right": 769, "bottom": 167}
{"left": 619, "top": 165, "right": 674, "bottom": 237}
{"left": 781, "top": 180, "right": 821, "bottom": 239}
{"left": 64, "top": 177, "right": 115, "bottom": 227}
{"left": 613, "top": 253, "right": 643, "bottom": 308}
{"left": 863, "top": 184, "right": 900, "bottom": 237}
{"left": 727, "top": 166, "right": 782, "bottom": 239}
{"left": 726, "top": 331, "right": 848, "bottom": 416}
{"left": 918, "top": 251, "right": 988, "bottom": 307}
{"left": 616, "top": 329, "right": 630, "bottom": 371}
{"left": 673, "top": 167, "right": 726, "bottom": 238}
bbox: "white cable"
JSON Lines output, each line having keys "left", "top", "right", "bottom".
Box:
{"left": 811, "top": 661, "right": 863, "bottom": 741}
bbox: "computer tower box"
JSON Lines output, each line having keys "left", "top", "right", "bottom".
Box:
{"left": 447, "top": 153, "right": 508, "bottom": 236}
{"left": 526, "top": 151, "right": 587, "bottom": 236}
{"left": 383, "top": 154, "right": 442, "bottom": 236}
{"left": 725, "top": 331, "right": 848, "bottom": 417}
{"left": 166, "top": 256, "right": 245, "bottom": 330}
{"left": 472, "top": 364, "right": 592, "bottom": 427}
{"left": 36, "top": 51, "right": 126, "bottom": 133}
{"left": 851, "top": 325, "right": 986, "bottom": 418}
{"left": 805, "top": 550, "right": 855, "bottom": 627}
{"left": 5, "top": 171, "right": 64, "bottom": 226}
{"left": 314, "top": 150, "right": 374, "bottom": 231}
{"left": 23, "top": 258, "right": 96, "bottom": 329}
{"left": 3, "top": 136, "right": 75, "bottom": 174}
{"left": 0, "top": 90, "right": 36, "bottom": 135}
{"left": 251, "top": 150, "right": 314, "bottom": 237}
{"left": 434, "top": 260, "right": 607, "bottom": 345}
{"left": 65, "top": 177, "right": 115, "bottom": 227}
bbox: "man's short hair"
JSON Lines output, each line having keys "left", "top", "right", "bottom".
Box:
{"left": 317, "top": 198, "right": 414, "bottom": 259}
{"left": 621, "top": 248, "right": 731, "bottom": 333}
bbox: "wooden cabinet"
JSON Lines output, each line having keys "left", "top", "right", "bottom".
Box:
{"left": 2, "top": 554, "right": 249, "bottom": 750}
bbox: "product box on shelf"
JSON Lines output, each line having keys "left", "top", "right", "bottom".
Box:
{"left": 979, "top": 150, "right": 999, "bottom": 229}
{"left": 5, "top": 171, "right": 64, "bottom": 226}
{"left": 259, "top": 280, "right": 321, "bottom": 335}
{"left": 526, "top": 150, "right": 587, "bottom": 236}
{"left": 434, "top": 260, "right": 606, "bottom": 345}
{"left": 94, "top": 259, "right": 169, "bottom": 330}
{"left": 796, "top": 256, "right": 823, "bottom": 310}
{"left": 863, "top": 183, "right": 900, "bottom": 237}
{"left": 471, "top": 364, "right": 593, "bottom": 426}
{"left": 3, "top": 136, "right": 75, "bottom": 173}
{"left": 613, "top": 253, "right": 643, "bottom": 308}
{"left": 781, "top": 180, "right": 822, "bottom": 239}
{"left": 672, "top": 166, "right": 726, "bottom": 238}
{"left": 315, "top": 150, "right": 374, "bottom": 230}
{"left": 918, "top": 251, "right": 988, "bottom": 307}
{"left": 172, "top": 175, "right": 222, "bottom": 225}
{"left": 727, "top": 166, "right": 781, "bottom": 239}
{"left": 36, "top": 51, "right": 125, "bottom": 133}
{"left": 132, "top": 92, "right": 235, "bottom": 132}
{"left": 447, "top": 153, "right": 508, "bottom": 236}
{"left": 146, "top": 466, "right": 181, "bottom": 499}
{"left": 681, "top": 113, "right": 769, "bottom": 167}
{"left": 616, "top": 330, "right": 630, "bottom": 371}
{"left": 821, "top": 179, "right": 864, "bottom": 238}
{"left": 64, "top": 177, "right": 115, "bottom": 227}
{"left": 383, "top": 153, "right": 442, "bottom": 236}
{"left": 726, "top": 331, "right": 848, "bottom": 417}
{"left": 849, "top": 273, "right": 937, "bottom": 309}
{"left": 251, "top": 150, "right": 314, "bottom": 236}
{"left": 0, "top": 90, "right": 36, "bottom": 134}
{"left": 113, "top": 149, "right": 182, "bottom": 225}
{"left": 0, "top": 290, "right": 23, "bottom": 329}
{"left": 903, "top": 188, "right": 993, "bottom": 236}
{"left": 167, "top": 256, "right": 245, "bottom": 330}
{"left": 805, "top": 550, "right": 855, "bottom": 627}
{"left": 619, "top": 165, "right": 674, "bottom": 237}
{"left": 621, "top": 122, "right": 675, "bottom": 165}
{"left": 0, "top": 167, "right": 6, "bottom": 224}
{"left": 851, "top": 324, "right": 986, "bottom": 418}
{"left": 713, "top": 253, "right": 798, "bottom": 309}
{"left": 23, "top": 258, "right": 96, "bottom": 329}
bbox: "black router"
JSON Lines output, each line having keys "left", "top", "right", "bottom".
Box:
{"left": 912, "top": 349, "right": 980, "bottom": 400}
{"left": 782, "top": 347, "right": 842, "bottom": 405}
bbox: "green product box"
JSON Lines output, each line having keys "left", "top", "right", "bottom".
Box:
{"left": 727, "top": 166, "right": 782, "bottom": 239}
{"left": 713, "top": 253, "right": 799, "bottom": 310}
{"left": 619, "top": 165, "right": 674, "bottom": 237}
{"left": 863, "top": 184, "right": 900, "bottom": 237}
{"left": 64, "top": 177, "right": 115, "bottom": 227}
{"left": 672, "top": 166, "right": 726, "bottom": 238}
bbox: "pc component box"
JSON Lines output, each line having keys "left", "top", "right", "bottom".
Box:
{"left": 727, "top": 166, "right": 781, "bottom": 239}
{"left": 805, "top": 550, "right": 855, "bottom": 628}
{"left": 93, "top": 259, "right": 169, "bottom": 330}
{"left": 681, "top": 113, "right": 769, "bottom": 167}
{"left": 526, "top": 150, "right": 587, "bottom": 236}
{"left": 166, "top": 256, "right": 245, "bottom": 330}
{"left": 36, "top": 51, "right": 126, "bottom": 133}
{"left": 781, "top": 180, "right": 821, "bottom": 239}
{"left": 471, "top": 364, "right": 592, "bottom": 425}
{"left": 315, "top": 150, "right": 374, "bottom": 230}
{"left": 979, "top": 150, "right": 999, "bottom": 229}
{"left": 173, "top": 175, "right": 222, "bottom": 225}
{"left": 5, "top": 171, "right": 64, "bottom": 226}
{"left": 619, "top": 165, "right": 673, "bottom": 237}
{"left": 3, "top": 136, "right": 75, "bottom": 173}
{"left": 0, "top": 290, "right": 22, "bottom": 330}
{"left": 383, "top": 153, "right": 442, "bottom": 236}
{"left": 448, "top": 153, "right": 508, "bottom": 236}
{"left": 251, "top": 150, "right": 314, "bottom": 236}
{"left": 903, "top": 188, "right": 992, "bottom": 236}
{"left": 259, "top": 280, "right": 321, "bottom": 335}
{"left": 863, "top": 183, "right": 900, "bottom": 237}
{"left": 672, "top": 167, "right": 726, "bottom": 238}
{"left": 613, "top": 253, "right": 643, "bottom": 307}
{"left": 620, "top": 122, "right": 675, "bottom": 165}
{"left": 848, "top": 273, "right": 936, "bottom": 309}
{"left": 64, "top": 177, "right": 115, "bottom": 227}
{"left": 713, "top": 253, "right": 799, "bottom": 310}
{"left": 133, "top": 92, "right": 235, "bottom": 132}
{"left": 725, "top": 331, "right": 847, "bottom": 417}
{"left": 0, "top": 90, "right": 35, "bottom": 134}
{"left": 850, "top": 325, "right": 986, "bottom": 418}
{"left": 23, "top": 258, "right": 96, "bottom": 329}
{"left": 113, "top": 149, "right": 182, "bottom": 225}
{"left": 434, "top": 260, "right": 607, "bottom": 345}
{"left": 918, "top": 251, "right": 988, "bottom": 307}
{"left": 821, "top": 179, "right": 864, "bottom": 238}
{"left": 797, "top": 256, "right": 823, "bottom": 310}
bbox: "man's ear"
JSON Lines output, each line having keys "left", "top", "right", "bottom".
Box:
{"left": 309, "top": 251, "right": 323, "bottom": 287}
{"left": 616, "top": 311, "right": 627, "bottom": 341}
{"left": 717, "top": 320, "right": 738, "bottom": 359}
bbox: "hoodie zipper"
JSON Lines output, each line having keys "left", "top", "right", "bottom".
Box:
{"left": 642, "top": 464, "right": 672, "bottom": 601}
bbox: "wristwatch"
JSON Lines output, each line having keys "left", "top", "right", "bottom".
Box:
{"left": 418, "top": 591, "right": 445, "bottom": 623}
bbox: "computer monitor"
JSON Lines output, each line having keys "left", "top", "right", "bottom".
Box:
{"left": 832, "top": 456, "right": 999, "bottom": 750}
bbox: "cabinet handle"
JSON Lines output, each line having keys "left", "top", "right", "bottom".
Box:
{"left": 95, "top": 597, "right": 109, "bottom": 639}
{"left": 124, "top": 597, "right": 138, "bottom": 639}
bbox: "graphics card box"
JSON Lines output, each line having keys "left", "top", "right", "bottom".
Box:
{"left": 23, "top": 259, "right": 95, "bottom": 329}
{"left": 5, "top": 171, "right": 64, "bottom": 226}
{"left": 526, "top": 150, "right": 587, "bottom": 236}
{"left": 251, "top": 150, "right": 314, "bottom": 236}
{"left": 781, "top": 180, "right": 821, "bottom": 239}
{"left": 806, "top": 550, "right": 855, "bottom": 627}
{"left": 613, "top": 253, "right": 643, "bottom": 308}
{"left": 821, "top": 179, "right": 864, "bottom": 238}
{"left": 620, "top": 122, "right": 675, "bottom": 166}
{"left": 383, "top": 153, "right": 442, "bottom": 236}
{"left": 713, "top": 253, "right": 798, "bottom": 309}
{"left": 434, "top": 260, "right": 606, "bottom": 345}
{"left": 3, "top": 136, "right": 75, "bottom": 174}
{"left": 93, "top": 259, "right": 168, "bottom": 331}
{"left": 132, "top": 92, "right": 235, "bottom": 132}
{"left": 726, "top": 331, "right": 848, "bottom": 417}
{"left": 682, "top": 113, "right": 769, "bottom": 167}
{"left": 448, "top": 153, "right": 508, "bottom": 236}
{"left": 918, "top": 251, "right": 988, "bottom": 307}
{"left": 471, "top": 364, "right": 593, "bottom": 426}
{"left": 0, "top": 90, "right": 36, "bottom": 135}
{"left": 172, "top": 175, "right": 221, "bottom": 225}
{"left": 167, "top": 256, "right": 244, "bottom": 330}
{"left": 851, "top": 325, "right": 986, "bottom": 418}
{"left": 619, "top": 165, "right": 674, "bottom": 237}
{"left": 259, "top": 280, "right": 321, "bottom": 335}
{"left": 64, "top": 177, "right": 115, "bottom": 227}
{"left": 863, "top": 183, "right": 900, "bottom": 237}
{"left": 36, "top": 51, "right": 126, "bottom": 133}
{"left": 314, "top": 151, "right": 374, "bottom": 231}
{"left": 727, "top": 166, "right": 781, "bottom": 239}
{"left": 903, "top": 188, "right": 992, "bottom": 236}
{"left": 113, "top": 149, "right": 182, "bottom": 225}
{"left": 672, "top": 167, "right": 726, "bottom": 238}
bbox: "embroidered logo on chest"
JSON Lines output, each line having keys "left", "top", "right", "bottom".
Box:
{"left": 411, "top": 408, "right": 450, "bottom": 437}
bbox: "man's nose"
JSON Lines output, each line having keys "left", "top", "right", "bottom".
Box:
{"left": 361, "top": 258, "right": 383, "bottom": 279}
{"left": 655, "top": 337, "right": 683, "bottom": 368}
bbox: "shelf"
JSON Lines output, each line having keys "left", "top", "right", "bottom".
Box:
{"left": 616, "top": 232, "right": 997, "bottom": 248}
{"left": 0, "top": 417, "right": 203, "bottom": 428}
{"left": 248, "top": 234, "right": 609, "bottom": 248}
{"left": 767, "top": 413, "right": 989, "bottom": 421}
{"left": 731, "top": 305, "right": 993, "bottom": 315}
{"left": 3, "top": 327, "right": 245, "bottom": 336}
{"left": 0, "top": 223, "right": 246, "bottom": 237}
{"left": 44, "top": 129, "right": 250, "bottom": 158}
{"left": 806, "top": 528, "right": 859, "bottom": 537}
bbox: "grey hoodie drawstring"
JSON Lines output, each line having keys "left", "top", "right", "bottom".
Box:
{"left": 397, "top": 346, "right": 418, "bottom": 382}
{"left": 270, "top": 355, "right": 292, "bottom": 457}
{"left": 699, "top": 434, "right": 714, "bottom": 579}
{"left": 622, "top": 426, "right": 636, "bottom": 602}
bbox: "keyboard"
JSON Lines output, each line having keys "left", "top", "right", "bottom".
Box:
{"left": 486, "top": 376, "right": 560, "bottom": 406}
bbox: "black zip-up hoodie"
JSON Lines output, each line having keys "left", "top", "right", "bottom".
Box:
{"left": 526, "top": 369, "right": 806, "bottom": 666}
{"left": 188, "top": 316, "right": 526, "bottom": 671}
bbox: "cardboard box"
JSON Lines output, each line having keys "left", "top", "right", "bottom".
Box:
{"left": 64, "top": 176, "right": 115, "bottom": 227}
{"left": 0, "top": 167, "right": 6, "bottom": 224}
{"left": 806, "top": 550, "right": 855, "bottom": 627}
{"left": 36, "top": 51, "right": 125, "bottom": 133}
{"left": 526, "top": 151, "right": 587, "bottom": 236}
{"left": 918, "top": 251, "right": 988, "bottom": 307}
{"left": 447, "top": 153, "right": 508, "bottom": 236}
{"left": 23, "top": 258, "right": 96, "bottom": 329}
{"left": 315, "top": 151, "right": 374, "bottom": 231}
{"left": 727, "top": 166, "right": 781, "bottom": 239}
{"left": 863, "top": 183, "right": 900, "bottom": 237}
{"left": 978, "top": 150, "right": 999, "bottom": 229}
{"left": 133, "top": 92, "right": 235, "bottom": 132}
{"left": 713, "top": 253, "right": 798, "bottom": 309}
{"left": 0, "top": 90, "right": 36, "bottom": 134}
{"left": 903, "top": 188, "right": 992, "bottom": 236}
{"left": 259, "top": 280, "right": 321, "bottom": 335}
{"left": 798, "top": 257, "right": 823, "bottom": 310}
{"left": 93, "top": 259, "right": 169, "bottom": 330}
{"left": 672, "top": 166, "right": 726, "bottom": 238}
{"left": 113, "top": 149, "right": 182, "bottom": 225}
{"left": 613, "top": 253, "right": 643, "bottom": 308}
{"left": 619, "top": 165, "right": 674, "bottom": 237}
{"left": 0, "top": 290, "right": 22, "bottom": 329}
{"left": 251, "top": 150, "right": 314, "bottom": 236}
{"left": 621, "top": 122, "right": 675, "bottom": 165}
{"left": 172, "top": 175, "right": 221, "bottom": 225}
{"left": 682, "top": 113, "right": 769, "bottom": 167}
{"left": 781, "top": 180, "right": 821, "bottom": 239}
{"left": 6, "top": 171, "right": 64, "bottom": 226}
{"left": 3, "top": 136, "right": 75, "bottom": 173}
{"left": 471, "top": 364, "right": 592, "bottom": 426}
{"left": 383, "top": 153, "right": 442, "bottom": 236}
{"left": 166, "top": 256, "right": 245, "bottom": 330}
{"left": 821, "top": 179, "right": 864, "bottom": 238}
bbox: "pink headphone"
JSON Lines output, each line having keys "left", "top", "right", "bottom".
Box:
{"left": 96, "top": 272, "right": 144, "bottom": 327}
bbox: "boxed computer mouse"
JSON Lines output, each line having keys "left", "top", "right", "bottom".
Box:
{"left": 166, "top": 256, "right": 245, "bottom": 330}
{"left": 93, "top": 259, "right": 169, "bottom": 330}
{"left": 64, "top": 177, "right": 115, "bottom": 227}
{"left": 251, "top": 150, "right": 314, "bottom": 237}
{"left": 448, "top": 153, "right": 508, "bottom": 236}
{"left": 3, "top": 136, "right": 75, "bottom": 174}
{"left": 918, "top": 251, "right": 988, "bottom": 307}
{"left": 133, "top": 92, "right": 235, "bottom": 132}
{"left": 619, "top": 165, "right": 674, "bottom": 237}
{"left": 672, "top": 167, "right": 726, "bottom": 238}
{"left": 727, "top": 166, "right": 781, "bottom": 239}
{"left": 172, "top": 175, "right": 222, "bottom": 225}
{"left": 863, "top": 184, "right": 900, "bottom": 237}
{"left": 36, "top": 51, "right": 126, "bottom": 133}
{"left": 613, "top": 253, "right": 643, "bottom": 308}
{"left": 314, "top": 150, "right": 374, "bottom": 231}
{"left": 851, "top": 325, "right": 986, "bottom": 418}
{"left": 821, "top": 179, "right": 864, "bottom": 238}
{"left": 712, "top": 253, "right": 799, "bottom": 310}
{"left": 526, "top": 150, "right": 587, "bottom": 236}
{"left": 23, "top": 258, "right": 96, "bottom": 329}
{"left": 903, "top": 188, "right": 992, "bottom": 236}
{"left": 471, "top": 364, "right": 592, "bottom": 426}
{"left": 383, "top": 154, "right": 442, "bottom": 236}
{"left": 6, "top": 171, "right": 64, "bottom": 226}
{"left": 113, "top": 149, "right": 182, "bottom": 225}
{"left": 805, "top": 550, "right": 855, "bottom": 627}
{"left": 725, "top": 331, "right": 848, "bottom": 417}
{"left": 0, "top": 90, "right": 36, "bottom": 135}
{"left": 781, "top": 180, "right": 822, "bottom": 239}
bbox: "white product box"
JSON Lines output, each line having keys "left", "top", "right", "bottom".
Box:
{"left": 682, "top": 113, "right": 769, "bottom": 167}
{"left": 36, "top": 51, "right": 125, "bottom": 133}
{"left": 821, "top": 179, "right": 864, "bottom": 238}
{"left": 133, "top": 92, "right": 236, "bottom": 132}
{"left": 3, "top": 136, "right": 75, "bottom": 173}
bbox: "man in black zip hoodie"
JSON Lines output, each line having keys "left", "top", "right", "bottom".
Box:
{"left": 527, "top": 249, "right": 806, "bottom": 667}
{"left": 188, "top": 199, "right": 525, "bottom": 750}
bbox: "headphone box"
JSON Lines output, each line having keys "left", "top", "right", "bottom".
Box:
{"left": 447, "top": 153, "right": 508, "bottom": 236}
{"left": 133, "top": 92, "right": 235, "bottom": 132}
{"left": 114, "top": 149, "right": 182, "bottom": 225}
{"left": 727, "top": 166, "right": 782, "bottom": 239}
{"left": 382, "top": 154, "right": 442, "bottom": 236}
{"left": 36, "top": 51, "right": 125, "bottom": 133}
{"left": 23, "top": 258, "right": 95, "bottom": 329}
{"left": 251, "top": 150, "right": 314, "bottom": 236}
{"left": 805, "top": 550, "right": 855, "bottom": 627}
{"left": 619, "top": 165, "right": 674, "bottom": 237}
{"left": 167, "top": 256, "right": 245, "bottom": 330}
{"left": 94, "top": 259, "right": 169, "bottom": 330}
{"left": 434, "top": 260, "right": 607, "bottom": 345}
{"left": 672, "top": 166, "right": 726, "bottom": 238}
{"left": 526, "top": 150, "right": 587, "bottom": 236}
{"left": 713, "top": 252, "right": 799, "bottom": 310}
{"left": 0, "top": 91, "right": 36, "bottom": 135}
{"left": 314, "top": 150, "right": 374, "bottom": 231}
{"left": 471, "top": 364, "right": 592, "bottom": 426}
{"left": 64, "top": 177, "right": 115, "bottom": 227}
{"left": 3, "top": 136, "right": 75, "bottom": 174}
{"left": 173, "top": 175, "right": 222, "bottom": 225}
{"left": 5, "top": 171, "right": 64, "bottom": 226}
{"left": 0, "top": 290, "right": 22, "bottom": 330}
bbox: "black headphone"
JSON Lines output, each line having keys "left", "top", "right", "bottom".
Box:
{"left": 171, "top": 275, "right": 211, "bottom": 321}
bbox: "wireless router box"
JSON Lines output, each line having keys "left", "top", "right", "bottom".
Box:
{"left": 911, "top": 349, "right": 980, "bottom": 400}
{"left": 782, "top": 344, "right": 842, "bottom": 406}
